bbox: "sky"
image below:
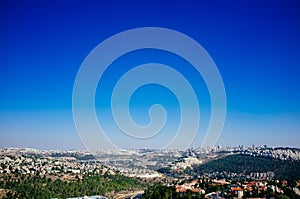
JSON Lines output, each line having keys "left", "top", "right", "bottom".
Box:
{"left": 0, "top": 0, "right": 299, "bottom": 150}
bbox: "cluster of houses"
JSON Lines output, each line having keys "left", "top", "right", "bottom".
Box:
{"left": 238, "top": 147, "right": 300, "bottom": 161}
{"left": 0, "top": 153, "right": 111, "bottom": 177}
{"left": 0, "top": 149, "right": 163, "bottom": 182}
{"left": 175, "top": 180, "right": 206, "bottom": 194}
{"left": 174, "top": 178, "right": 300, "bottom": 199}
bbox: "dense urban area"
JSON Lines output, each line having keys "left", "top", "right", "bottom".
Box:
{"left": 0, "top": 146, "right": 300, "bottom": 199}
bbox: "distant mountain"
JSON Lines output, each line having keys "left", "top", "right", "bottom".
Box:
{"left": 192, "top": 154, "right": 300, "bottom": 181}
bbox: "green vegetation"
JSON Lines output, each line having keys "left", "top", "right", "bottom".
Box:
{"left": 0, "top": 173, "right": 145, "bottom": 199}
{"left": 192, "top": 154, "right": 300, "bottom": 180}
{"left": 142, "top": 179, "right": 299, "bottom": 199}
{"left": 142, "top": 183, "right": 204, "bottom": 199}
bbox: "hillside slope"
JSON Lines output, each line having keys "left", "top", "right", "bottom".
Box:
{"left": 192, "top": 154, "right": 300, "bottom": 181}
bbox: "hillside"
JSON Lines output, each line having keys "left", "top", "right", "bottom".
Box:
{"left": 192, "top": 154, "right": 300, "bottom": 181}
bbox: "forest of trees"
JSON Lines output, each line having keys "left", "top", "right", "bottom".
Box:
{"left": 0, "top": 173, "right": 145, "bottom": 199}
{"left": 142, "top": 183, "right": 204, "bottom": 199}
{"left": 191, "top": 154, "right": 300, "bottom": 181}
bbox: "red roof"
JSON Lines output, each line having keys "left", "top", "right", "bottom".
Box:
{"left": 231, "top": 187, "right": 243, "bottom": 191}
{"left": 282, "top": 180, "right": 288, "bottom": 185}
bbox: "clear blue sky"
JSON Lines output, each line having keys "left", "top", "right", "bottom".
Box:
{"left": 0, "top": 0, "right": 299, "bottom": 149}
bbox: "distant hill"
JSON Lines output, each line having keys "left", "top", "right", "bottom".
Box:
{"left": 192, "top": 154, "right": 300, "bottom": 181}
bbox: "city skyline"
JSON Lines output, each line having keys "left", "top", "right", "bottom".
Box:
{"left": 0, "top": 1, "right": 300, "bottom": 150}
